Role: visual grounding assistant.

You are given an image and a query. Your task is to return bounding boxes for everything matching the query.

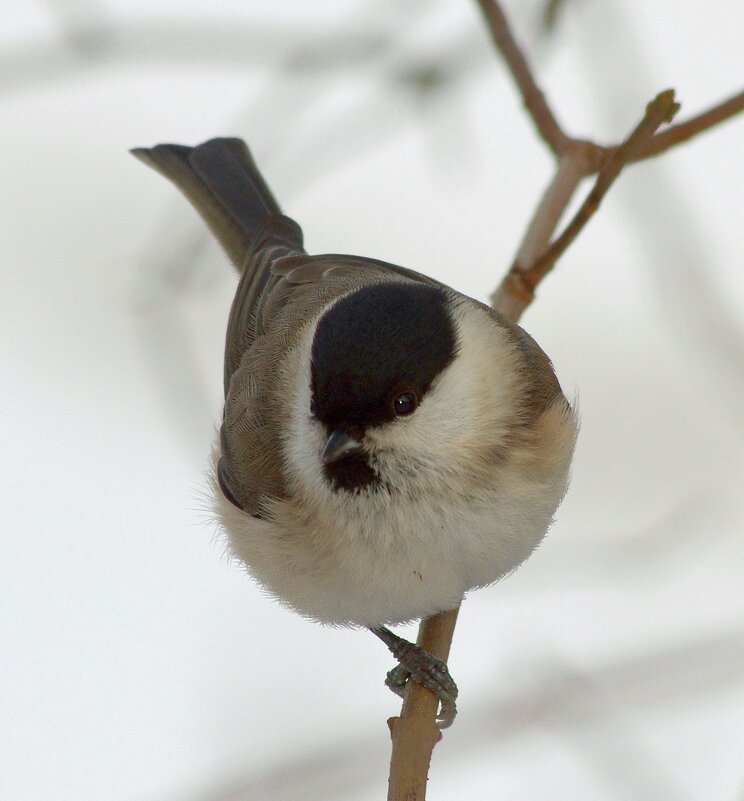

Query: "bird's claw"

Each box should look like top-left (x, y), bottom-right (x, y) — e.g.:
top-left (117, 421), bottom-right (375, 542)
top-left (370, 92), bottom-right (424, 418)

top-left (371, 626), bottom-right (458, 728)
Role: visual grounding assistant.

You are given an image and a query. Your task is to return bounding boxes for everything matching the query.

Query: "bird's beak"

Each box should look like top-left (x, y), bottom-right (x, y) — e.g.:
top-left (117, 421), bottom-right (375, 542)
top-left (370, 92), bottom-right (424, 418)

top-left (321, 429), bottom-right (364, 465)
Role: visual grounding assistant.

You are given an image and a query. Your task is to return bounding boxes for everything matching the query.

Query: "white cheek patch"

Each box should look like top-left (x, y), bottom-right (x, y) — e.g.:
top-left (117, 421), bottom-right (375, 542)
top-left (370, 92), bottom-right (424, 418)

top-left (369, 304), bottom-right (523, 463)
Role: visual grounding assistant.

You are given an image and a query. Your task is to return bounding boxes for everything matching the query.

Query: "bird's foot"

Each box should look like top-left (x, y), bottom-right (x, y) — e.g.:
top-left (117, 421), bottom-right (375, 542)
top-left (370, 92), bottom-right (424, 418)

top-left (370, 626), bottom-right (458, 728)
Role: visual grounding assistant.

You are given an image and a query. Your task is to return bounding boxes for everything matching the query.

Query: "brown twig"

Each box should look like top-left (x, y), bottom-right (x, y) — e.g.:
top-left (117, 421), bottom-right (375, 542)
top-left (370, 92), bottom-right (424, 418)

top-left (474, 0), bottom-right (568, 154)
top-left (477, 0), bottom-right (744, 170)
top-left (476, 0), bottom-right (744, 312)
top-left (387, 608), bottom-right (459, 801)
top-left (630, 88), bottom-right (744, 161)
top-left (478, 0), bottom-right (743, 315)
top-left (503, 90), bottom-right (681, 317)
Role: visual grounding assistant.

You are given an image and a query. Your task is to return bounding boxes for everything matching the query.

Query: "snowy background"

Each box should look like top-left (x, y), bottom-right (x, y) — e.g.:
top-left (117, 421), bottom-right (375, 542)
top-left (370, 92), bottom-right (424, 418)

top-left (2, 1), bottom-right (743, 800)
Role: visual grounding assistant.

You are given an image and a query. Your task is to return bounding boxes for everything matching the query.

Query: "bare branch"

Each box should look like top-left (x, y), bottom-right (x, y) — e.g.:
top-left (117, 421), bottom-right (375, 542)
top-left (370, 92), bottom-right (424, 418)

top-left (387, 608), bottom-right (459, 801)
top-left (490, 140), bottom-right (598, 315)
top-left (491, 84), bottom-right (744, 318)
top-left (514, 147), bottom-right (590, 269)
top-left (475, 0), bottom-right (744, 173)
top-left (631, 89), bottom-right (744, 161)
top-left (520, 90), bottom-right (680, 301)
top-left (474, 0), bottom-right (569, 154)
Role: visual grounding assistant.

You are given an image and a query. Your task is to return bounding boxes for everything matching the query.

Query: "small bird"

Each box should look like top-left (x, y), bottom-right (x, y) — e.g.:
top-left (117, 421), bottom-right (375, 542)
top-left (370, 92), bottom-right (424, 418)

top-left (132, 138), bottom-right (577, 726)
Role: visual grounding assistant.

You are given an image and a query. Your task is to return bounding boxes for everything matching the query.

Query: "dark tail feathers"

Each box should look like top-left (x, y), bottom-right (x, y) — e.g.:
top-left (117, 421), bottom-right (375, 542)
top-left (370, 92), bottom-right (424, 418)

top-left (131, 138), bottom-right (303, 269)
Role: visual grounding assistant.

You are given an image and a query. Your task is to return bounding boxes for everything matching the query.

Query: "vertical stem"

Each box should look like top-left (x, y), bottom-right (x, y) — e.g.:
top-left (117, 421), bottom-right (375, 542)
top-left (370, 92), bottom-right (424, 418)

top-left (474, 0), bottom-right (569, 153)
top-left (490, 151), bottom-right (587, 317)
top-left (387, 607), bottom-right (460, 801)
top-left (513, 152), bottom-right (587, 269)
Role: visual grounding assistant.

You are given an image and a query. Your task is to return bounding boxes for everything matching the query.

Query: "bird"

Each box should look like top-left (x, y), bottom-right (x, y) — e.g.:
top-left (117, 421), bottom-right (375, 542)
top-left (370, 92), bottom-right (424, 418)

top-left (132, 137), bottom-right (578, 726)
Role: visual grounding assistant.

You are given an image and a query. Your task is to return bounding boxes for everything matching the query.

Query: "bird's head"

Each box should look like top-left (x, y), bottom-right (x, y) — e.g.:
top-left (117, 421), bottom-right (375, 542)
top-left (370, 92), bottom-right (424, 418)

top-left (290, 281), bottom-right (540, 499)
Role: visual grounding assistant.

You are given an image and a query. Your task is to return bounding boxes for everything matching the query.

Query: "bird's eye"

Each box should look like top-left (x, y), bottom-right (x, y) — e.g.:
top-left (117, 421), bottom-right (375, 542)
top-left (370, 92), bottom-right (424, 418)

top-left (393, 391), bottom-right (418, 416)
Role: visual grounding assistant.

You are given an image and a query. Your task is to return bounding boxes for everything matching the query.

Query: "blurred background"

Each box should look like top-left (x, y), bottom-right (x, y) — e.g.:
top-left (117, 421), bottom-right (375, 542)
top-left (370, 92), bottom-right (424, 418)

top-left (2, 1), bottom-right (743, 799)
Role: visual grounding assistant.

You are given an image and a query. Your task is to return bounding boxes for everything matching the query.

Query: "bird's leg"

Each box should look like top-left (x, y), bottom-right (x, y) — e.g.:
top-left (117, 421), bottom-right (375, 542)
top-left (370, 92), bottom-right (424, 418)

top-left (369, 625), bottom-right (458, 728)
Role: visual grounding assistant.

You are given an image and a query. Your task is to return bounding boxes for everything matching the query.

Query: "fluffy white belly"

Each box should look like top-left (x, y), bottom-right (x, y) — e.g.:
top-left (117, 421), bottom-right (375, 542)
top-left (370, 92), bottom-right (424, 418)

top-left (215, 470), bottom-right (557, 627)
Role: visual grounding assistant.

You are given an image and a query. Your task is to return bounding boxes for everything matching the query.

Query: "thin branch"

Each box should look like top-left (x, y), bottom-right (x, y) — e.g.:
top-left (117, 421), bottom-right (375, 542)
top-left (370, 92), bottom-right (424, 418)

top-left (387, 608), bottom-right (459, 801)
top-left (491, 139), bottom-right (598, 315)
top-left (630, 88), bottom-right (744, 161)
top-left (493, 91), bottom-right (680, 321)
top-left (480, 0), bottom-right (744, 318)
top-left (514, 146), bottom-right (590, 269)
top-left (524, 90), bottom-right (680, 292)
top-left (475, 0), bottom-right (744, 173)
top-left (474, 0), bottom-right (569, 154)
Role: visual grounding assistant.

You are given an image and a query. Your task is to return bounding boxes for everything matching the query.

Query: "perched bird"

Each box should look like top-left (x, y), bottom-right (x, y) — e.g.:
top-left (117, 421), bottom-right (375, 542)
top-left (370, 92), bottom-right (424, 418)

top-left (132, 138), bottom-right (577, 726)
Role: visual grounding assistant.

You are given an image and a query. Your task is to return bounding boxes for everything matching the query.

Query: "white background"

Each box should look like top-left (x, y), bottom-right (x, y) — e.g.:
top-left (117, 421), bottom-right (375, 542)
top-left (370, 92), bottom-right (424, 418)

top-left (2, 1), bottom-right (743, 799)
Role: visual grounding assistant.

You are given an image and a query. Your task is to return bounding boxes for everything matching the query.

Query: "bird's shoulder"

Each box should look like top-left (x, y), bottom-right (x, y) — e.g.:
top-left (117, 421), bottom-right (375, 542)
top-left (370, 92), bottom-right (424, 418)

top-left (485, 308), bottom-right (567, 425)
